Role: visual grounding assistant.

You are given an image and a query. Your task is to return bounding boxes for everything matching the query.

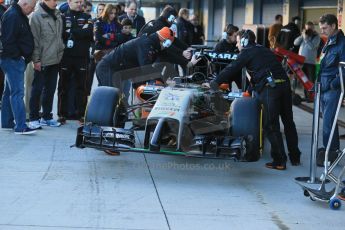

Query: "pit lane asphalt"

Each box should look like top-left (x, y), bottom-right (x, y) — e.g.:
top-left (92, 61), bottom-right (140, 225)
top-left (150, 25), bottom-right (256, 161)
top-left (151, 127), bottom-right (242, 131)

top-left (0, 100), bottom-right (345, 230)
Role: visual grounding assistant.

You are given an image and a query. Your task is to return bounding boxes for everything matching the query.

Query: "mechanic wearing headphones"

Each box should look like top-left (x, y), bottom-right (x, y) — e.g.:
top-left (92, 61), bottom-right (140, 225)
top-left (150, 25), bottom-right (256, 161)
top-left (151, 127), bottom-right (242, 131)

top-left (96, 27), bottom-right (199, 89)
top-left (137, 5), bottom-right (191, 67)
top-left (214, 24), bottom-right (245, 90)
top-left (214, 24), bottom-right (239, 53)
top-left (210, 29), bottom-right (300, 170)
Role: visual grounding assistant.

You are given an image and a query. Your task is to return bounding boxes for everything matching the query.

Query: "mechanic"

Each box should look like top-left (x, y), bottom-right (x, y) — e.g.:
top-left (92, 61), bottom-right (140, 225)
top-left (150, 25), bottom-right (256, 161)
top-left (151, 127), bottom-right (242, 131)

top-left (214, 24), bottom-right (239, 53)
top-left (213, 24), bottom-right (244, 90)
top-left (316, 14), bottom-right (345, 166)
top-left (57, 0), bottom-right (93, 124)
top-left (96, 27), bottom-right (199, 90)
top-left (210, 29), bottom-right (300, 170)
top-left (138, 5), bottom-right (192, 67)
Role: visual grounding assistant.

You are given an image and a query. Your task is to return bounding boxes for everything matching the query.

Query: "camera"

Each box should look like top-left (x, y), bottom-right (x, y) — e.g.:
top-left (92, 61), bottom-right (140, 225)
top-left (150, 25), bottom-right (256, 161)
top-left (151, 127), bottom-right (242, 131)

top-left (67, 40), bottom-right (74, 48)
top-left (305, 29), bottom-right (314, 37)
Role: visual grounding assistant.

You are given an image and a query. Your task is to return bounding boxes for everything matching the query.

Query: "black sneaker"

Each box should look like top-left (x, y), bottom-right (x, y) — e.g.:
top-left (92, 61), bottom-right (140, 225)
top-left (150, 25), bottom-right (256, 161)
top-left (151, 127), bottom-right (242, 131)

top-left (14, 127), bottom-right (37, 135)
top-left (288, 152), bottom-right (301, 166)
top-left (265, 161), bottom-right (286, 170)
top-left (316, 148), bottom-right (339, 167)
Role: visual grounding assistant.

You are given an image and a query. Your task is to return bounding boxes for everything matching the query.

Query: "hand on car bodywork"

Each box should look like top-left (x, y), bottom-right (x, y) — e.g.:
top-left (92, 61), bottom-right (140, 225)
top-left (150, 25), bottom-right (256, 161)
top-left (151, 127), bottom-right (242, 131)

top-left (186, 54), bottom-right (201, 68)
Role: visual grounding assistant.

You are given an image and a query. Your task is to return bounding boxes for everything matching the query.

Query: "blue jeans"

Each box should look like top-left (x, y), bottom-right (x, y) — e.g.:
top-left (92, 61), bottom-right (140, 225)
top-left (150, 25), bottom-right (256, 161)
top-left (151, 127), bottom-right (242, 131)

top-left (321, 89), bottom-right (341, 151)
top-left (29, 65), bottom-right (59, 121)
top-left (0, 58), bottom-right (28, 131)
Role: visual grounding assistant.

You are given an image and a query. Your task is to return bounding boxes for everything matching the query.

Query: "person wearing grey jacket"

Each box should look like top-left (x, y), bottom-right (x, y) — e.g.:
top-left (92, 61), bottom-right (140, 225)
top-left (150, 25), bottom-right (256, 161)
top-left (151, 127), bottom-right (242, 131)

top-left (294, 21), bottom-right (320, 82)
top-left (28, 0), bottom-right (65, 129)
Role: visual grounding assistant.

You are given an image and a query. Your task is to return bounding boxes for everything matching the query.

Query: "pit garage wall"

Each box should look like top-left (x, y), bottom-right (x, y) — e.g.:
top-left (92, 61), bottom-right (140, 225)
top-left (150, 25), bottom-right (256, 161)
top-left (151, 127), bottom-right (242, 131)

top-left (198, 0), bottom-right (340, 42)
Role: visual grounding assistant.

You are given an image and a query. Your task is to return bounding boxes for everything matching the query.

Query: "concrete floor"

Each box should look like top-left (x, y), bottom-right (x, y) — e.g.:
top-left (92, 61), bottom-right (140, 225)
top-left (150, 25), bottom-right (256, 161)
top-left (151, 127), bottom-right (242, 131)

top-left (0, 104), bottom-right (344, 230)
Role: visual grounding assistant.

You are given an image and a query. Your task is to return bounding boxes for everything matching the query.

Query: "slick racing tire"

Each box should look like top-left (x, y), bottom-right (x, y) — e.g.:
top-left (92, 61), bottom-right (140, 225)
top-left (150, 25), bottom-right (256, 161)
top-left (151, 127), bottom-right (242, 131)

top-left (231, 97), bottom-right (262, 161)
top-left (84, 86), bottom-right (121, 127)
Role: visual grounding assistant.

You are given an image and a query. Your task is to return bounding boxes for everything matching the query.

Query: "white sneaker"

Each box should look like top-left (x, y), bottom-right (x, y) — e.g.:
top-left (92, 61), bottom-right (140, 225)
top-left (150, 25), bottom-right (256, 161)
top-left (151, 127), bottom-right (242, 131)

top-left (40, 118), bottom-right (61, 127)
top-left (28, 120), bottom-right (42, 130)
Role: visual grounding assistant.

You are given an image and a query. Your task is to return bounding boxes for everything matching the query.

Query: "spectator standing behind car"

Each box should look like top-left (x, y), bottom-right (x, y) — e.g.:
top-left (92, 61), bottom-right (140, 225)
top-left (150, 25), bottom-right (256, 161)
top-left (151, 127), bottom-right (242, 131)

top-left (120, 18), bottom-right (135, 43)
top-left (57, 0), bottom-right (93, 124)
top-left (96, 3), bottom-right (104, 17)
top-left (277, 16), bottom-right (301, 53)
top-left (294, 21), bottom-right (320, 83)
top-left (118, 1), bottom-right (145, 37)
top-left (211, 30), bottom-right (300, 170)
top-left (189, 14), bottom-right (204, 45)
top-left (316, 14), bottom-right (345, 166)
top-left (82, 0), bottom-right (92, 15)
top-left (214, 24), bottom-right (239, 53)
top-left (268, 14), bottom-right (283, 49)
top-left (176, 8), bottom-right (193, 46)
top-left (28, 0), bottom-right (65, 129)
top-left (117, 2), bottom-right (125, 17)
top-left (93, 4), bottom-right (123, 63)
top-left (0, 0), bottom-right (37, 134)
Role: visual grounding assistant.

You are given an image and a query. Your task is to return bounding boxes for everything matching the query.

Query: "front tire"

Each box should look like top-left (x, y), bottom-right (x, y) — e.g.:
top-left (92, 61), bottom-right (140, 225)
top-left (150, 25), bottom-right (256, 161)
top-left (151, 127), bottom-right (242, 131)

top-left (231, 97), bottom-right (262, 161)
top-left (84, 86), bottom-right (120, 127)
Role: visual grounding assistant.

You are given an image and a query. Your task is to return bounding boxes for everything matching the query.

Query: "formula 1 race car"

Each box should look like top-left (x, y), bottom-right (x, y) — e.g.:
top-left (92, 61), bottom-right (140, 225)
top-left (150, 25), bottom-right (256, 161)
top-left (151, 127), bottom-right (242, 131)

top-left (75, 54), bottom-right (263, 161)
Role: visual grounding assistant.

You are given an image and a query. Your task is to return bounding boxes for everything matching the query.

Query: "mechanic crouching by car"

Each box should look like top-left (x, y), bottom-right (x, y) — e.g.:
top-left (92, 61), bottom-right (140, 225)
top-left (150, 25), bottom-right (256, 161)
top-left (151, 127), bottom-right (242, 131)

top-left (210, 30), bottom-right (301, 170)
top-left (96, 27), bottom-right (199, 90)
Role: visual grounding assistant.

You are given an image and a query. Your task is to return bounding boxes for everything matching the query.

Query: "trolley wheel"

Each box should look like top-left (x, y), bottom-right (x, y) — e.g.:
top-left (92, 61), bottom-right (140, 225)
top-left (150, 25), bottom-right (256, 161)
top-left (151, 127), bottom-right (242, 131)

top-left (303, 190), bottom-right (310, 197)
top-left (292, 94), bottom-right (302, 106)
top-left (329, 198), bottom-right (342, 210)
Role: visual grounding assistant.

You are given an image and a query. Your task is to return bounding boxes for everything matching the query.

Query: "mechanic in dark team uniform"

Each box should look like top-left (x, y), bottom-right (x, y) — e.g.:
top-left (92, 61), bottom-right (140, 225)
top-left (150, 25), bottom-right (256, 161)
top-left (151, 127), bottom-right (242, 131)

top-left (138, 5), bottom-right (191, 67)
top-left (58, 0), bottom-right (93, 124)
top-left (211, 30), bottom-right (301, 170)
top-left (214, 24), bottom-right (243, 90)
top-left (214, 24), bottom-right (239, 53)
top-left (96, 27), bottom-right (199, 89)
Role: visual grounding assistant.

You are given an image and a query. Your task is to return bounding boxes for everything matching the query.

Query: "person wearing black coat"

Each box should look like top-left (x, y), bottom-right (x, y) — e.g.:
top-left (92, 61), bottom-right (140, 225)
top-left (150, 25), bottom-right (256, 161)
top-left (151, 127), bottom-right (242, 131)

top-left (176, 8), bottom-right (194, 46)
top-left (57, 2), bottom-right (93, 123)
top-left (138, 5), bottom-right (190, 67)
top-left (190, 14), bottom-right (204, 45)
top-left (214, 24), bottom-right (239, 53)
top-left (211, 30), bottom-right (300, 169)
top-left (118, 1), bottom-right (145, 37)
top-left (276, 16), bottom-right (301, 53)
top-left (96, 27), bottom-right (199, 89)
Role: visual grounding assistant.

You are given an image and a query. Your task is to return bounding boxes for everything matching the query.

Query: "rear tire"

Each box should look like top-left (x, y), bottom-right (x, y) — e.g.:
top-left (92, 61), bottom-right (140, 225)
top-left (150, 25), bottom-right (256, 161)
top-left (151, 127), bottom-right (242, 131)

top-left (85, 86), bottom-right (120, 126)
top-left (231, 97), bottom-right (262, 161)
